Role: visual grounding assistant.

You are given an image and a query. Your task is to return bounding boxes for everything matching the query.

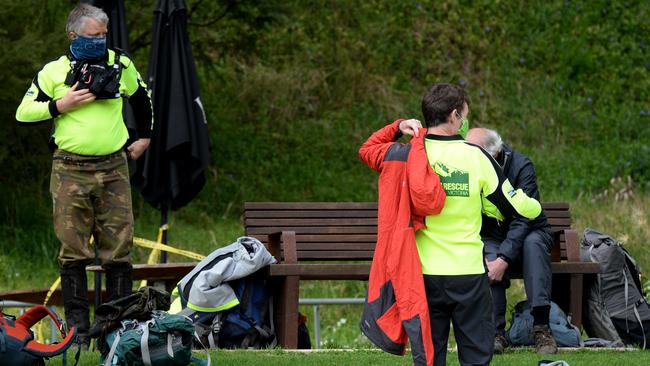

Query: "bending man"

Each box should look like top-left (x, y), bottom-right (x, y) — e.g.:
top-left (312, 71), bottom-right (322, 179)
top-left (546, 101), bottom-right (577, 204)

top-left (466, 127), bottom-right (556, 354)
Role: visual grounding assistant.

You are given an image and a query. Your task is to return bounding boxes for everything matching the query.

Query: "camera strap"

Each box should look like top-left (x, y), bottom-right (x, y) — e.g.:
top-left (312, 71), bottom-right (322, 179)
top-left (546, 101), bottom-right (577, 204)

top-left (64, 59), bottom-right (80, 86)
top-left (112, 52), bottom-right (123, 98)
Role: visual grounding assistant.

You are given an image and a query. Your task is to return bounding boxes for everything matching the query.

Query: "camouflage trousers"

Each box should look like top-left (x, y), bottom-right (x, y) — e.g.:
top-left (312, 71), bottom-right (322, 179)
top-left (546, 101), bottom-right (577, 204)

top-left (50, 149), bottom-right (133, 268)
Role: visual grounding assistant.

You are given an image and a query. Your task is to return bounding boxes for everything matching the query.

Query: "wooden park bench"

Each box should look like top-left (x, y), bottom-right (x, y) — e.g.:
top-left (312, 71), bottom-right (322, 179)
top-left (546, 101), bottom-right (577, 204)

top-left (242, 201), bottom-right (600, 348)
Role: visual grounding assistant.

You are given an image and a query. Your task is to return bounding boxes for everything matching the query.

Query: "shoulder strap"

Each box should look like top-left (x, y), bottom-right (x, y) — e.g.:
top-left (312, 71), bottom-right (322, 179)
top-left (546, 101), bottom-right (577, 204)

top-left (17, 306), bottom-right (77, 357)
top-left (103, 331), bottom-right (122, 366)
top-left (141, 320), bottom-right (154, 366)
top-left (190, 329), bottom-right (212, 366)
top-left (0, 326), bottom-right (6, 353)
top-left (112, 48), bottom-right (132, 64)
top-left (178, 283), bottom-right (188, 308)
top-left (111, 51), bottom-right (124, 99)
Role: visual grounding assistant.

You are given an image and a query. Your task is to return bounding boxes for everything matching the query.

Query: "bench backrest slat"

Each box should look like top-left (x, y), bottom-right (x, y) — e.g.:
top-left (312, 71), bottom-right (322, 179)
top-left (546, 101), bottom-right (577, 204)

top-left (544, 210), bottom-right (570, 218)
top-left (244, 202), bottom-right (573, 262)
top-left (247, 227), bottom-right (378, 235)
top-left (244, 202), bottom-right (377, 210)
top-left (246, 218), bottom-right (378, 226)
top-left (245, 210), bottom-right (377, 218)
top-left (247, 236), bottom-right (376, 249)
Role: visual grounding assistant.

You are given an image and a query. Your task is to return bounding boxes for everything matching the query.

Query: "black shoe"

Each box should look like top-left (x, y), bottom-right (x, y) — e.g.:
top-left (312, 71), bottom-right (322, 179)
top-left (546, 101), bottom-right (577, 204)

top-left (60, 266), bottom-right (91, 347)
top-left (533, 325), bottom-right (558, 354)
top-left (494, 332), bottom-right (509, 354)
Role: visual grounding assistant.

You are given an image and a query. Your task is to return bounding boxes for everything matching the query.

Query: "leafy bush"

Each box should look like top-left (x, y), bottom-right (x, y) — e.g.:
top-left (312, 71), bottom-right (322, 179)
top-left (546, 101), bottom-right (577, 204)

top-left (1, 0), bottom-right (648, 259)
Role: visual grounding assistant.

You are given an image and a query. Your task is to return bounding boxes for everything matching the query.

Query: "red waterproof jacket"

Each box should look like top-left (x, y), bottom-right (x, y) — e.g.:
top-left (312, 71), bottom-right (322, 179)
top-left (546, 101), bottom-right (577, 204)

top-left (358, 120), bottom-right (446, 366)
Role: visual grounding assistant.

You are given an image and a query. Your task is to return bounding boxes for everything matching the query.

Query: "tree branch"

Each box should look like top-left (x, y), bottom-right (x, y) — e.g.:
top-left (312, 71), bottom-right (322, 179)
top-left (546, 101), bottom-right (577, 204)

top-left (130, 29), bottom-right (152, 54)
top-left (188, 9), bottom-right (230, 28)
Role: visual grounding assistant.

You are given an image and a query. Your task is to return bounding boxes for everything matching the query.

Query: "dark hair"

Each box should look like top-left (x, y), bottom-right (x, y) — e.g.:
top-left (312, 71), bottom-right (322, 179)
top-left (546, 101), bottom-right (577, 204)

top-left (421, 83), bottom-right (470, 127)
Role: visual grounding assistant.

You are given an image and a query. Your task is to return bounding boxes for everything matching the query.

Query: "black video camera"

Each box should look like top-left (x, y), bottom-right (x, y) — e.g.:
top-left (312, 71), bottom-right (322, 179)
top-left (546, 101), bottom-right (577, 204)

top-left (64, 60), bottom-right (121, 99)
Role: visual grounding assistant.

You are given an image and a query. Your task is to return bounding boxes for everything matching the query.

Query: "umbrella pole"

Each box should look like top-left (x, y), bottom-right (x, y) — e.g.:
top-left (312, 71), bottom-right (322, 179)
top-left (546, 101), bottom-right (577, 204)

top-left (160, 207), bottom-right (169, 263)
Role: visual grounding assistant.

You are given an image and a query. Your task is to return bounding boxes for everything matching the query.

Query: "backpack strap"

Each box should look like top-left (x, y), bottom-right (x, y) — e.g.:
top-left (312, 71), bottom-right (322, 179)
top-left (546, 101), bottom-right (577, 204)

top-left (632, 304), bottom-right (647, 349)
top-left (178, 284), bottom-right (188, 309)
top-left (254, 325), bottom-right (271, 341)
top-left (103, 331), bottom-right (122, 366)
top-left (102, 319), bottom-right (141, 366)
top-left (621, 266), bottom-right (646, 349)
top-left (190, 331), bottom-right (212, 366)
top-left (587, 243), bottom-right (597, 262)
top-left (0, 325), bottom-right (6, 353)
top-left (141, 319), bottom-right (156, 366)
top-left (17, 306), bottom-right (63, 329)
top-left (625, 269), bottom-right (630, 330)
top-left (17, 306), bottom-right (77, 358)
top-left (207, 330), bottom-right (217, 349)
top-left (166, 333), bottom-right (174, 358)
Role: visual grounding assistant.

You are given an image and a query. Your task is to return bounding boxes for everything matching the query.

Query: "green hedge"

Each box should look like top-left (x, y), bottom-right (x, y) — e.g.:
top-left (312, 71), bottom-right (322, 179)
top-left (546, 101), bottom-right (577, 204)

top-left (1, 0), bottom-right (648, 226)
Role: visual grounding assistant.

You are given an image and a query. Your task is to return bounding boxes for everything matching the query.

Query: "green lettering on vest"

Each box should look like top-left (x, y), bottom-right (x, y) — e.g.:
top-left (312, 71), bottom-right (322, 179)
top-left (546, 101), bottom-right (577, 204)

top-left (435, 162), bottom-right (470, 197)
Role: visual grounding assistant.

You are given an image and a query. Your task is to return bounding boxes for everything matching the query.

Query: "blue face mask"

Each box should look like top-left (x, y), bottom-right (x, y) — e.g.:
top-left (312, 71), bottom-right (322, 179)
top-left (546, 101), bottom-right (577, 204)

top-left (70, 35), bottom-right (106, 60)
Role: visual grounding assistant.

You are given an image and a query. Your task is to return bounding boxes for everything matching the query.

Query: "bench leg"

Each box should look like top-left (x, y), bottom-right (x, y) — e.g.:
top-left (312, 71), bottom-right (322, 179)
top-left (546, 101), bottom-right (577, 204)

top-left (273, 275), bottom-right (299, 349)
top-left (569, 273), bottom-right (583, 330)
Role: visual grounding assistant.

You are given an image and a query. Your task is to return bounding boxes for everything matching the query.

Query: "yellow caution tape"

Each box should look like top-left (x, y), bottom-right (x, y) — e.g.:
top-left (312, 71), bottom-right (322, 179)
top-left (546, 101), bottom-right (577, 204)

top-left (43, 276), bottom-right (61, 306)
top-left (35, 316), bottom-right (49, 344)
top-left (151, 224), bottom-right (166, 264)
top-left (133, 237), bottom-right (205, 261)
top-left (139, 225), bottom-right (167, 288)
top-left (134, 224), bottom-right (203, 292)
top-left (41, 277), bottom-right (63, 343)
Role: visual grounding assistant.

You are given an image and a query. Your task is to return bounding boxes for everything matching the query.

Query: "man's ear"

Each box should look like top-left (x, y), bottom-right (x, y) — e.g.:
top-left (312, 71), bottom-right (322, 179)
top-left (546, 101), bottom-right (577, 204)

top-left (448, 109), bottom-right (457, 123)
top-left (67, 32), bottom-right (77, 40)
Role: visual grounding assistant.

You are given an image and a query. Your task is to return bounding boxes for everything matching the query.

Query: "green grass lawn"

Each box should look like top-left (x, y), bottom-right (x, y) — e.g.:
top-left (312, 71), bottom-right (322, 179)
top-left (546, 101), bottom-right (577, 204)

top-left (68, 348), bottom-right (648, 366)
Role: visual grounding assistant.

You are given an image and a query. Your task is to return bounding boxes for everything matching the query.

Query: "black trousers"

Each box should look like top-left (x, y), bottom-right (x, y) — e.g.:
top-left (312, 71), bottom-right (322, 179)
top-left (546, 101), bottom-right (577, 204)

top-left (483, 229), bottom-right (554, 333)
top-left (424, 274), bottom-right (494, 366)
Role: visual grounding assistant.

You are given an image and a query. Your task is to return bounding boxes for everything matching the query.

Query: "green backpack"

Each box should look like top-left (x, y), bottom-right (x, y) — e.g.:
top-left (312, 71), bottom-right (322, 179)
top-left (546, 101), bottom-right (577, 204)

top-left (101, 311), bottom-right (209, 366)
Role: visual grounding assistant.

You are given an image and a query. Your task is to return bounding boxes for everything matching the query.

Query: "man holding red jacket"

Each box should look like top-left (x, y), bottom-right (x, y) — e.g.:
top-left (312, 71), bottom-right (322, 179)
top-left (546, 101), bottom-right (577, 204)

top-left (360, 83), bottom-right (542, 366)
top-left (359, 116), bottom-right (446, 366)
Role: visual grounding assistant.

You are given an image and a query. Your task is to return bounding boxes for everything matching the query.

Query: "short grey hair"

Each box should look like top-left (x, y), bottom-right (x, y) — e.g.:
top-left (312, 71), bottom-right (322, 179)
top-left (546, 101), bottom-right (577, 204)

top-left (482, 128), bottom-right (503, 158)
top-left (66, 4), bottom-right (109, 35)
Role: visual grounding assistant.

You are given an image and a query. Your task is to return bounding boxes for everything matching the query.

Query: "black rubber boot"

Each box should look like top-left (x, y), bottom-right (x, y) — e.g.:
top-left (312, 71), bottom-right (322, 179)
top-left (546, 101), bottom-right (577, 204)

top-left (60, 265), bottom-right (91, 348)
top-left (105, 264), bottom-right (133, 302)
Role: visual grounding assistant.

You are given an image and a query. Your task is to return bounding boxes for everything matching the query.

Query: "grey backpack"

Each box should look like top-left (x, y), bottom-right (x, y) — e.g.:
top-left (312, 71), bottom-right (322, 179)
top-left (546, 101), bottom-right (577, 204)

top-left (580, 228), bottom-right (650, 348)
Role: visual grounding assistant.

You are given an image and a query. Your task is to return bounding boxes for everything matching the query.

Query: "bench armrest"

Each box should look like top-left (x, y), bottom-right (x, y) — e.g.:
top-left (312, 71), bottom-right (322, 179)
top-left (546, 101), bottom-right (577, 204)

top-left (552, 228), bottom-right (581, 262)
top-left (268, 231), bottom-right (298, 264)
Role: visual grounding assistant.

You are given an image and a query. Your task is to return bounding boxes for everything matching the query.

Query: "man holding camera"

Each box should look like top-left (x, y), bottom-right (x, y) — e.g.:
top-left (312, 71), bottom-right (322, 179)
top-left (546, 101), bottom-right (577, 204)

top-left (15, 4), bottom-right (152, 348)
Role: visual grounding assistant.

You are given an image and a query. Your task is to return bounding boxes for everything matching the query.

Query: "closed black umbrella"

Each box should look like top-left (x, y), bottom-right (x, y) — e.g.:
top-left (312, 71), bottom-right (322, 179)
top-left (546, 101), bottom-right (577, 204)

top-left (132, 0), bottom-right (210, 260)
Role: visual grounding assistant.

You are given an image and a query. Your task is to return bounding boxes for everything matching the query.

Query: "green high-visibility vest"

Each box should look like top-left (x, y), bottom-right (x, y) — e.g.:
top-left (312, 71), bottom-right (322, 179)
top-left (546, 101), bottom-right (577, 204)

top-left (16, 50), bottom-right (149, 156)
top-left (416, 135), bottom-right (541, 275)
